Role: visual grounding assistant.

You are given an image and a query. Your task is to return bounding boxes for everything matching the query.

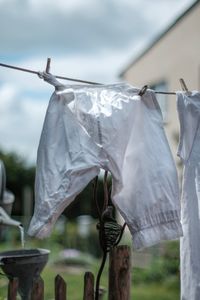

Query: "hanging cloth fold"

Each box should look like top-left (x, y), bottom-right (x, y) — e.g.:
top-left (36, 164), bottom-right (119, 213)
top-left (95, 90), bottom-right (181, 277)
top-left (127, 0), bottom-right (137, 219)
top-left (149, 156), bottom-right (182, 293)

top-left (28, 73), bottom-right (183, 250)
top-left (177, 90), bottom-right (200, 300)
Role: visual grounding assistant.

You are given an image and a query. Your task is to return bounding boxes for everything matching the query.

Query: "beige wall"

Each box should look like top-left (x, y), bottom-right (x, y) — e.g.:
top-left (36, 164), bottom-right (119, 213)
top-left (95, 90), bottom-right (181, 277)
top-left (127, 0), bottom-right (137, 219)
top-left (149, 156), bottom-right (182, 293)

top-left (122, 3), bottom-right (200, 158)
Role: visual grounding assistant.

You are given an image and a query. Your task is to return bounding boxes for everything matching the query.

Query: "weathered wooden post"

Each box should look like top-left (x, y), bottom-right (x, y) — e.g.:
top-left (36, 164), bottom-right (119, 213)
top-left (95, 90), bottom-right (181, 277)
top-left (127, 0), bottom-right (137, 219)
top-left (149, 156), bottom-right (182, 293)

top-left (31, 276), bottom-right (44, 300)
top-left (55, 274), bottom-right (67, 300)
top-left (7, 278), bottom-right (18, 300)
top-left (108, 245), bottom-right (131, 300)
top-left (83, 271), bottom-right (95, 300)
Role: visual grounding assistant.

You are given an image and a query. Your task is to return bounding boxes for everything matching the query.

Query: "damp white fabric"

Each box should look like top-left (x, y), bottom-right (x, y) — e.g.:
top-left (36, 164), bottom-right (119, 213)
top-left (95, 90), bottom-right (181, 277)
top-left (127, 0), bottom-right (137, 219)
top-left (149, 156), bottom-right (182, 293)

top-left (28, 73), bottom-right (183, 250)
top-left (177, 91), bottom-right (200, 300)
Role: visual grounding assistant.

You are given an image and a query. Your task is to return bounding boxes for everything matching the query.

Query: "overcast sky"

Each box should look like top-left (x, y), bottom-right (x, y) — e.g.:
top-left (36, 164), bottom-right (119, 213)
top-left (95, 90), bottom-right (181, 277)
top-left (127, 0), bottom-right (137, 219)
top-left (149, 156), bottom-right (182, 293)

top-left (0, 0), bottom-right (195, 164)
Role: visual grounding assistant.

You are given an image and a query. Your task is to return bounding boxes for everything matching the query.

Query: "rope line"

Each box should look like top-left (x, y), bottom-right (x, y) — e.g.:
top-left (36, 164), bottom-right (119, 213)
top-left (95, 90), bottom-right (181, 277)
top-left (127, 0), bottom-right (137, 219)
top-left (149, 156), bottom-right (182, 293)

top-left (0, 62), bottom-right (177, 94)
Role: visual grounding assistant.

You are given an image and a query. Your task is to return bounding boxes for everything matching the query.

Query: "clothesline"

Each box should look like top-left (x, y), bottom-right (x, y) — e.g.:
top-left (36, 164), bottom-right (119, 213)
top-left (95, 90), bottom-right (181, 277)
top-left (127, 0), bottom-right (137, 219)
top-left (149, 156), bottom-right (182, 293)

top-left (0, 62), bottom-right (101, 85)
top-left (0, 61), bottom-right (187, 95)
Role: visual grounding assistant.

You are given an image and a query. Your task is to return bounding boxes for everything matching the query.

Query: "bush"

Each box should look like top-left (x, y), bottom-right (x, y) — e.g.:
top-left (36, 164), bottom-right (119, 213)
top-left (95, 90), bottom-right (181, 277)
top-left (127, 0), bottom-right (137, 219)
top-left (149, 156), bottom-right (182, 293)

top-left (133, 241), bottom-right (180, 285)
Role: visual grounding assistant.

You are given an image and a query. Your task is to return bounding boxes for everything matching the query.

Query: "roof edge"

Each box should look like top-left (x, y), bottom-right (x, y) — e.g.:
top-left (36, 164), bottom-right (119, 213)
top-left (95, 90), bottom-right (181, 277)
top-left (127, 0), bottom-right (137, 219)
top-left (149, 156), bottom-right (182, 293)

top-left (119, 0), bottom-right (199, 77)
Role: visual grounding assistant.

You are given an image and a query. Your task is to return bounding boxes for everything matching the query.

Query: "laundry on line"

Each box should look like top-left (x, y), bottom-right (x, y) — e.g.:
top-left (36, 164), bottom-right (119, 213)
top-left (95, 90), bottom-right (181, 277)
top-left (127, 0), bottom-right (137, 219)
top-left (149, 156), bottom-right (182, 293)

top-left (1, 59), bottom-right (200, 299)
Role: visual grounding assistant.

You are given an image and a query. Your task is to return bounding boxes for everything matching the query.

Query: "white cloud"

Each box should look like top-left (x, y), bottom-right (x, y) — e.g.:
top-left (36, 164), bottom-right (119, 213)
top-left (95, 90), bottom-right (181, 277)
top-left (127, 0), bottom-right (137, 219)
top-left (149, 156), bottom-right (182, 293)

top-left (28, 0), bottom-right (101, 13)
top-left (0, 0), bottom-right (195, 163)
top-left (0, 84), bottom-right (17, 114)
top-left (1, 0), bottom-right (193, 55)
top-left (0, 84), bottom-right (48, 164)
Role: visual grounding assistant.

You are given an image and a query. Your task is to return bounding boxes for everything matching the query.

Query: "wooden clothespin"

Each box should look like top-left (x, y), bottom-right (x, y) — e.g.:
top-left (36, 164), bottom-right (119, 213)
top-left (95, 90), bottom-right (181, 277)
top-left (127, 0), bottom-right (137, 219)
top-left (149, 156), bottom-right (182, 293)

top-left (138, 85), bottom-right (148, 96)
top-left (179, 78), bottom-right (189, 92)
top-left (45, 58), bottom-right (51, 73)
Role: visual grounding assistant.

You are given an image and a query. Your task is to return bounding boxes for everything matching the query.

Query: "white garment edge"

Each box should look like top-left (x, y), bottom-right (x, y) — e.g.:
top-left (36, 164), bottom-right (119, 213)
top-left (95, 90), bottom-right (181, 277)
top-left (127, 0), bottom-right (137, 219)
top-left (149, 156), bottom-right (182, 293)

top-left (176, 91), bottom-right (200, 300)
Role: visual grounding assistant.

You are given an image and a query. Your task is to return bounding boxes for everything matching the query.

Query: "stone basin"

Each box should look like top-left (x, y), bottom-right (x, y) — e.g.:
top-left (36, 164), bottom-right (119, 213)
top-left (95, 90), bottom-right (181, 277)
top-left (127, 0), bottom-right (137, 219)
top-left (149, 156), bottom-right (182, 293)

top-left (0, 248), bottom-right (50, 300)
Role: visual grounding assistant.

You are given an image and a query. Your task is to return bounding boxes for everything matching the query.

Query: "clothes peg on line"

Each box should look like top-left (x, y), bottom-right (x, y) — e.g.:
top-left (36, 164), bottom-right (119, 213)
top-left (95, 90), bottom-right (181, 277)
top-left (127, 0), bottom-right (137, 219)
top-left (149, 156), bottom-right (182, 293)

top-left (179, 78), bottom-right (189, 92)
top-left (138, 85), bottom-right (148, 96)
top-left (45, 58), bottom-right (51, 73)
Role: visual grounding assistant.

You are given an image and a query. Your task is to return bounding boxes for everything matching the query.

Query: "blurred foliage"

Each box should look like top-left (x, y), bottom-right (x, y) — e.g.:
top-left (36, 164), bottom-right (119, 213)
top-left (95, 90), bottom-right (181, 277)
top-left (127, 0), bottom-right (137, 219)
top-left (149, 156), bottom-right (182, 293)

top-left (133, 241), bottom-right (180, 290)
top-left (44, 218), bottom-right (101, 257)
top-left (65, 174), bottom-right (113, 220)
top-left (0, 149), bottom-right (35, 215)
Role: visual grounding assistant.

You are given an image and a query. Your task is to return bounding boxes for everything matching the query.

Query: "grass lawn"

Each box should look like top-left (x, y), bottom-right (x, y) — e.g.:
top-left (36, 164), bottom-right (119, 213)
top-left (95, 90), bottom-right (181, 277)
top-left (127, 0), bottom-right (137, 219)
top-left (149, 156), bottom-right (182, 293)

top-left (132, 283), bottom-right (179, 300)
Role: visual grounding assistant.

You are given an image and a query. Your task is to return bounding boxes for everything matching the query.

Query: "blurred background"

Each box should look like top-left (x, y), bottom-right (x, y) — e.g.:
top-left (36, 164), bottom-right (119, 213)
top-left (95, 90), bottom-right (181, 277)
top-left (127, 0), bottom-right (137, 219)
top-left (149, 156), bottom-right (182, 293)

top-left (0, 0), bottom-right (199, 299)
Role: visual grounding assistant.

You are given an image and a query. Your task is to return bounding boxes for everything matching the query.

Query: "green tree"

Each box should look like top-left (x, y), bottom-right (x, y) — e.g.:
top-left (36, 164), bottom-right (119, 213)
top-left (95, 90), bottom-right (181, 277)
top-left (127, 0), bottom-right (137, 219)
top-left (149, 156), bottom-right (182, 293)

top-left (0, 149), bottom-right (35, 215)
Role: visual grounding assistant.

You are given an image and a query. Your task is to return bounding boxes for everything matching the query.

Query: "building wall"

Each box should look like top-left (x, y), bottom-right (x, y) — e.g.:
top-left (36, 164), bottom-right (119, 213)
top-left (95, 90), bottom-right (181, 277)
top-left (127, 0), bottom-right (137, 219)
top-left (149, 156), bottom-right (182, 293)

top-left (122, 3), bottom-right (200, 159)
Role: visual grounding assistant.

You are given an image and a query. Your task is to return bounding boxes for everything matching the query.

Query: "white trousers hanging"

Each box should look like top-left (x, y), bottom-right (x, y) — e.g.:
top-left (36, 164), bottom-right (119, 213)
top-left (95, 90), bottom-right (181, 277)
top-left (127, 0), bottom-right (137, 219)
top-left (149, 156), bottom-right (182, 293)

top-left (28, 73), bottom-right (183, 250)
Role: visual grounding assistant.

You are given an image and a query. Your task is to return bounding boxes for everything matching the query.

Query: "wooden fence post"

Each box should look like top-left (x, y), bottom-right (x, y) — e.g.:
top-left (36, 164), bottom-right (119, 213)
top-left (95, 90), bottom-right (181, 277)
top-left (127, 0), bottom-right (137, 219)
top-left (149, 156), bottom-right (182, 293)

top-left (55, 274), bottom-right (67, 300)
top-left (83, 271), bottom-right (94, 300)
top-left (7, 278), bottom-right (18, 300)
top-left (31, 276), bottom-right (44, 300)
top-left (108, 245), bottom-right (131, 300)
